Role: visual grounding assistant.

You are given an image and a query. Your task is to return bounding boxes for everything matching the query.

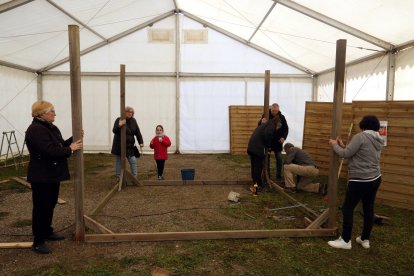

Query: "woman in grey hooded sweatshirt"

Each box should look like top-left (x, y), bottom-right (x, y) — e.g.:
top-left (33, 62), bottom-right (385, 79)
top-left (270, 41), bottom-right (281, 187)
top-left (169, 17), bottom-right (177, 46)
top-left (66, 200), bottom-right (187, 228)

top-left (328, 115), bottom-right (384, 250)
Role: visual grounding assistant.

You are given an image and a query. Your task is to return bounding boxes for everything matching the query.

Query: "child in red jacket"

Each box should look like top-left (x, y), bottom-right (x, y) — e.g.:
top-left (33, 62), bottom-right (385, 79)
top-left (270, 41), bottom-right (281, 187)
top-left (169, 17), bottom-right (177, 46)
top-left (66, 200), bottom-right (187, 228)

top-left (150, 125), bottom-right (171, 180)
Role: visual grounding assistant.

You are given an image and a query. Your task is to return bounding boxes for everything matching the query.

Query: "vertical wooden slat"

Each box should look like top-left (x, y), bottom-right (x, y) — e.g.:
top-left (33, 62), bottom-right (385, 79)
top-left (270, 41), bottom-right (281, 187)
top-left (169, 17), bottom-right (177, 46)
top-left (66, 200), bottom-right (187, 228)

top-left (119, 64), bottom-right (126, 191)
top-left (263, 70), bottom-right (270, 120)
top-left (68, 25), bottom-right (85, 241)
top-left (327, 39), bottom-right (347, 228)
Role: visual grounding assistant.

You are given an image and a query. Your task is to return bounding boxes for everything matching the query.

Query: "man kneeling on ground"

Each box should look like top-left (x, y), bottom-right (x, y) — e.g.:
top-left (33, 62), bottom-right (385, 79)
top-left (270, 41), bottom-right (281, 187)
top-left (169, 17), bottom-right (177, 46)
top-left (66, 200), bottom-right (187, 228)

top-left (283, 143), bottom-right (323, 194)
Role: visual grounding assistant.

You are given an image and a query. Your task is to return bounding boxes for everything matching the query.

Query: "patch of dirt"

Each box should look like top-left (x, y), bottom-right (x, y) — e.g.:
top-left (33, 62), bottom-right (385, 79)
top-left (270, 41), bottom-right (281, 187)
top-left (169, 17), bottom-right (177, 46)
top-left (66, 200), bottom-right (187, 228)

top-left (1, 153), bottom-right (271, 274)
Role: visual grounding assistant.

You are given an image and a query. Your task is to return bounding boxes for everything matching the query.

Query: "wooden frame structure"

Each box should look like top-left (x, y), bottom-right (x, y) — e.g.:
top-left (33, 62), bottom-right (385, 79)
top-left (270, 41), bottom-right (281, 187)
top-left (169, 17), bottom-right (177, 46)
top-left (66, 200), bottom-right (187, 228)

top-left (80, 53), bottom-right (345, 242)
top-left (1, 33), bottom-right (346, 250)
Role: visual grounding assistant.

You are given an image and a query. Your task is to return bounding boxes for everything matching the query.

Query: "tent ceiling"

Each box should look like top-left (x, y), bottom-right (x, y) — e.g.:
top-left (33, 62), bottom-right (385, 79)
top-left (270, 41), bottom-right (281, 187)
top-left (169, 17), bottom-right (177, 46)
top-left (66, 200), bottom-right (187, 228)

top-left (1, 0), bottom-right (413, 74)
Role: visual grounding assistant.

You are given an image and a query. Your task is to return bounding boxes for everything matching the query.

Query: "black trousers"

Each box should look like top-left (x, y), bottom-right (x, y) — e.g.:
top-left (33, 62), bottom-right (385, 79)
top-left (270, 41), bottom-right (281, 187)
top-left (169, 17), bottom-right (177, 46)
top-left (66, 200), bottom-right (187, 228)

top-left (31, 182), bottom-right (60, 245)
top-left (266, 150), bottom-right (283, 179)
top-left (156, 160), bottom-right (166, 176)
top-left (341, 177), bottom-right (381, 242)
top-left (249, 155), bottom-right (264, 187)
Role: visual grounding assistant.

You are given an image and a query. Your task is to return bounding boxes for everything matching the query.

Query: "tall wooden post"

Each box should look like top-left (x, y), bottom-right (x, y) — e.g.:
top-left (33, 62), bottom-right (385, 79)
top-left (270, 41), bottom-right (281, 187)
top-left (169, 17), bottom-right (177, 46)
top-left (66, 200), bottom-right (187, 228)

top-left (118, 64), bottom-right (127, 191)
top-left (68, 25), bottom-right (85, 241)
top-left (327, 39), bottom-right (346, 228)
top-left (263, 70), bottom-right (270, 120)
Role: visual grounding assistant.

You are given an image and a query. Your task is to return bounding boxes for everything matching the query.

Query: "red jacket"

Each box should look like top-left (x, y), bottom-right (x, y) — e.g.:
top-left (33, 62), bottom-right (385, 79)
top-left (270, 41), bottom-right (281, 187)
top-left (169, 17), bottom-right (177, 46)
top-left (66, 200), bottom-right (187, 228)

top-left (150, 135), bottom-right (171, 160)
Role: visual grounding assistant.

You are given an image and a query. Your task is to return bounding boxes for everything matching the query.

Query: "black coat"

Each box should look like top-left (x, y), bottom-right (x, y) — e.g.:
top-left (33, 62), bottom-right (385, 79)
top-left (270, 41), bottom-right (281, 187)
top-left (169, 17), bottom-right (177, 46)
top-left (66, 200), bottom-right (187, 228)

top-left (25, 118), bottom-right (73, 183)
top-left (111, 117), bottom-right (143, 157)
top-left (247, 121), bottom-right (276, 158)
top-left (258, 110), bottom-right (289, 152)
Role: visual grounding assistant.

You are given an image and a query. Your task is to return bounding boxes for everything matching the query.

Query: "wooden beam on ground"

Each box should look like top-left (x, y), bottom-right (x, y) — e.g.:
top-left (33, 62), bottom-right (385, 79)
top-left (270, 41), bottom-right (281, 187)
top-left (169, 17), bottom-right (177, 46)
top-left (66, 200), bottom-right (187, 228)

top-left (304, 217), bottom-right (313, 227)
top-left (68, 25), bottom-right (86, 241)
top-left (11, 177), bottom-right (66, 204)
top-left (269, 182), bottom-right (318, 220)
top-left (84, 215), bottom-right (114, 234)
top-left (85, 228), bottom-right (337, 243)
top-left (327, 39), bottom-right (346, 228)
top-left (0, 179), bottom-right (10, 184)
top-left (89, 183), bottom-right (119, 216)
top-left (125, 170), bottom-right (140, 186)
top-left (0, 242), bottom-right (33, 249)
top-left (141, 180), bottom-right (252, 186)
top-left (306, 208), bottom-right (330, 229)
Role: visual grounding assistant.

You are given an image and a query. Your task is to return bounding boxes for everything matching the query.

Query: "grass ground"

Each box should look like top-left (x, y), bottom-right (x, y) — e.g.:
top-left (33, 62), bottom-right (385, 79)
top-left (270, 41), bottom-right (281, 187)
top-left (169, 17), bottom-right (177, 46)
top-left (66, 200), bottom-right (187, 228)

top-left (1, 154), bottom-right (413, 275)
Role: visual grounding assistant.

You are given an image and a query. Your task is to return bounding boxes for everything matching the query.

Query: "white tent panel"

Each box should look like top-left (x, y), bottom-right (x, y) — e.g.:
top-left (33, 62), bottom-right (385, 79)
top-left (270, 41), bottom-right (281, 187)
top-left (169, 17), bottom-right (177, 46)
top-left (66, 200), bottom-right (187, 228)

top-left (52, 17), bottom-right (176, 72)
top-left (255, 5), bottom-right (383, 72)
top-left (317, 71), bottom-right (335, 102)
top-left (0, 0), bottom-right (102, 70)
top-left (109, 77), bottom-right (177, 153)
top-left (246, 78), bottom-right (312, 148)
top-left (395, 47), bottom-right (414, 100)
top-left (0, 65), bottom-right (37, 152)
top-left (180, 80), bottom-right (245, 153)
top-left (317, 56), bottom-right (388, 103)
top-left (345, 56), bottom-right (387, 102)
top-left (53, 0), bottom-right (175, 38)
top-left (41, 76), bottom-right (73, 140)
top-left (293, 0), bottom-right (414, 45)
top-left (42, 76), bottom-right (177, 153)
top-left (181, 16), bottom-right (304, 74)
top-left (178, 0), bottom-right (273, 40)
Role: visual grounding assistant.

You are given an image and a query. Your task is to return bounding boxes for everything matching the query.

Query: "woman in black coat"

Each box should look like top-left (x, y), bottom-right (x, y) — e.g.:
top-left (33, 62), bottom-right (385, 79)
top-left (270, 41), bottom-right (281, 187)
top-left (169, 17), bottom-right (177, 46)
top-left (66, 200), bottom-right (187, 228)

top-left (111, 106), bottom-right (143, 178)
top-left (247, 117), bottom-right (279, 194)
top-left (25, 100), bottom-right (82, 254)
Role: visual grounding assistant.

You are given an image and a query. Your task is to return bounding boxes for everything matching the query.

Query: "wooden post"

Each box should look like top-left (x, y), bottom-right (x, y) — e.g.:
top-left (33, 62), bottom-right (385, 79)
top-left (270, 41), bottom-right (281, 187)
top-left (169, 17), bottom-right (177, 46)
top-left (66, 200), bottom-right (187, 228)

top-left (68, 25), bottom-right (85, 241)
top-left (327, 39), bottom-right (346, 228)
top-left (118, 64), bottom-right (126, 191)
top-left (263, 70), bottom-right (270, 120)
top-left (262, 70), bottom-right (271, 188)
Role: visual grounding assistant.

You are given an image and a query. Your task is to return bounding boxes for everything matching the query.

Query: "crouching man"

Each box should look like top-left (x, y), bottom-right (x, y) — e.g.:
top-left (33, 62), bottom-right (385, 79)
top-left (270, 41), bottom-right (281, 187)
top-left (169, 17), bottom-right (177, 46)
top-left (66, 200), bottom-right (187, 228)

top-left (283, 143), bottom-right (323, 193)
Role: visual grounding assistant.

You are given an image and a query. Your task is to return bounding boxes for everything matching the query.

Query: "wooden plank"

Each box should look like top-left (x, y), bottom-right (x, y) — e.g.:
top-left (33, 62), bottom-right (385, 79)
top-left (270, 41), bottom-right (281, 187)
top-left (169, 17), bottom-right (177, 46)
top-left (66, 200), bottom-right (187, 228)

top-left (84, 215), bottom-right (114, 234)
top-left (379, 182), bottom-right (414, 195)
top-left (141, 180), bottom-right (252, 186)
top-left (0, 179), bottom-right (10, 184)
top-left (89, 183), bottom-right (119, 216)
top-left (306, 209), bottom-right (330, 229)
top-left (0, 242), bottom-right (33, 249)
top-left (85, 228), bottom-right (337, 243)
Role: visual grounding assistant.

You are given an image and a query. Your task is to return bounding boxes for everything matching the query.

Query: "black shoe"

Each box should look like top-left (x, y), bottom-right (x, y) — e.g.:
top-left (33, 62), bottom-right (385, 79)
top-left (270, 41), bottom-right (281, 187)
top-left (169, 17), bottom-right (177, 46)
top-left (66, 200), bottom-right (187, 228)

top-left (32, 243), bottom-right (51, 254)
top-left (46, 233), bottom-right (65, 241)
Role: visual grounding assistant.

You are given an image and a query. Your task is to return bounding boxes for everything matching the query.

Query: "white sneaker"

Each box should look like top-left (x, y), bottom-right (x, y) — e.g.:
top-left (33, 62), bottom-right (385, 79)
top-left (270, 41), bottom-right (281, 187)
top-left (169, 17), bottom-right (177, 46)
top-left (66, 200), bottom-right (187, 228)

top-left (328, 237), bottom-right (352, 249)
top-left (356, 236), bottom-right (370, 249)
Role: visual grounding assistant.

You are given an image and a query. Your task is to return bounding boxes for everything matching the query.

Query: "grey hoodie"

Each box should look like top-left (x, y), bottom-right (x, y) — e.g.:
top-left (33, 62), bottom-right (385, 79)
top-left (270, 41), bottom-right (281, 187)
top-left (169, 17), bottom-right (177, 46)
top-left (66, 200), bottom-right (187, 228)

top-left (332, 130), bottom-right (384, 179)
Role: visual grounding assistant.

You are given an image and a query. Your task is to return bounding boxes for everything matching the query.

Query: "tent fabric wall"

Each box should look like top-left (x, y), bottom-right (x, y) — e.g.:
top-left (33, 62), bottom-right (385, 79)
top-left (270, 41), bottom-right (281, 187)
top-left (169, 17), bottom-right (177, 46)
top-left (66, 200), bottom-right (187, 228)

top-left (0, 65), bottom-right (37, 153)
top-left (42, 75), bottom-right (177, 153)
top-left (395, 47), bottom-right (414, 100)
top-left (317, 55), bottom-right (388, 102)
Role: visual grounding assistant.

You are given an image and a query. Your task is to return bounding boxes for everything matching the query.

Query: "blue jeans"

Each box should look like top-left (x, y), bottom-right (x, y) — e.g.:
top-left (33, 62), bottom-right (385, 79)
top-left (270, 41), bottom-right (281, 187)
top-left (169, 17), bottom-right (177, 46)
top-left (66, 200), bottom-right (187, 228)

top-left (267, 150), bottom-right (282, 180)
top-left (115, 155), bottom-right (137, 177)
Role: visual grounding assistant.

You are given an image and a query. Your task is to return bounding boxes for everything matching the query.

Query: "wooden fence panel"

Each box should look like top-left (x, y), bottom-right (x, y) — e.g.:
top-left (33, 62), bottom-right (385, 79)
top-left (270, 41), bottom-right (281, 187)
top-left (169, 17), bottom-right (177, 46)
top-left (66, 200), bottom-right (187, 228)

top-left (229, 106), bottom-right (263, 155)
top-left (230, 101), bottom-right (414, 210)
top-left (302, 102), bottom-right (353, 178)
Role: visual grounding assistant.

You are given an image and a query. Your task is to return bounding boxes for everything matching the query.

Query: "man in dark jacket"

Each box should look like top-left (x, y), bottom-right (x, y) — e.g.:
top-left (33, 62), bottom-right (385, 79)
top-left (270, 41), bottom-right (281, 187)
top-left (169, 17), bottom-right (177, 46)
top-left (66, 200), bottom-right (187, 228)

top-left (26, 100), bottom-right (82, 254)
top-left (247, 118), bottom-right (278, 193)
top-left (283, 143), bottom-right (321, 193)
top-left (259, 103), bottom-right (289, 181)
top-left (111, 106), bottom-right (143, 178)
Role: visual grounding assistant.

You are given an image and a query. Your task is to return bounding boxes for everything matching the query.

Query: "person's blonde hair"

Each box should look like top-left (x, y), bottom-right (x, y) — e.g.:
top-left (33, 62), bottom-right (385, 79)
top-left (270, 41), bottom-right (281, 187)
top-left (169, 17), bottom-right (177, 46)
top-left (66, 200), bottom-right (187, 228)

top-left (31, 100), bottom-right (53, 117)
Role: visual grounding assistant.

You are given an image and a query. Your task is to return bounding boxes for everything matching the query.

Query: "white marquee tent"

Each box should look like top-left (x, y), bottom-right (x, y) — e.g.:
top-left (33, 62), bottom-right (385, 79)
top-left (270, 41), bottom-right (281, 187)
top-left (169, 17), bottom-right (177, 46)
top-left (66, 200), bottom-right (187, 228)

top-left (1, 0), bottom-right (414, 154)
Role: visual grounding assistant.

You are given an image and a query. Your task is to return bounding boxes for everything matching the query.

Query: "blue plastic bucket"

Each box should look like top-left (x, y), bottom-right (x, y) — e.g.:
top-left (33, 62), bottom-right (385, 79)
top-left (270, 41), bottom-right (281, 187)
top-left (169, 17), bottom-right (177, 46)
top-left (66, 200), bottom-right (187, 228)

top-left (181, 168), bottom-right (195, 180)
